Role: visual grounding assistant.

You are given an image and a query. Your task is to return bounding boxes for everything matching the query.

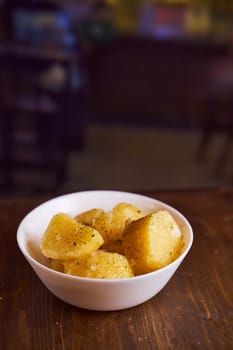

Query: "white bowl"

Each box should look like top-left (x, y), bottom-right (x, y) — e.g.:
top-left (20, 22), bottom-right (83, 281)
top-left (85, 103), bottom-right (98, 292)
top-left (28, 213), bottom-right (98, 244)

top-left (17, 190), bottom-right (193, 311)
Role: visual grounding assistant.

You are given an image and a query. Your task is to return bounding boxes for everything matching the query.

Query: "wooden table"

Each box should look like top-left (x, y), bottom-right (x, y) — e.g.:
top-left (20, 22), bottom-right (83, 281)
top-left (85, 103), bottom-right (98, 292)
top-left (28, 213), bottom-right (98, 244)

top-left (1, 188), bottom-right (232, 349)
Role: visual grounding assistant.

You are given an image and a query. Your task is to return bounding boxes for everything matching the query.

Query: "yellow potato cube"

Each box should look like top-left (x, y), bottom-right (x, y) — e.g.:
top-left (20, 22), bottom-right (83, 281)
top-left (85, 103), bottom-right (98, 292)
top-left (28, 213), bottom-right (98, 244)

top-left (123, 210), bottom-right (183, 275)
top-left (111, 202), bottom-right (144, 240)
top-left (63, 251), bottom-right (134, 279)
top-left (75, 203), bottom-right (143, 243)
top-left (40, 213), bottom-right (104, 260)
top-left (93, 211), bottom-right (113, 242)
top-left (75, 208), bottom-right (104, 226)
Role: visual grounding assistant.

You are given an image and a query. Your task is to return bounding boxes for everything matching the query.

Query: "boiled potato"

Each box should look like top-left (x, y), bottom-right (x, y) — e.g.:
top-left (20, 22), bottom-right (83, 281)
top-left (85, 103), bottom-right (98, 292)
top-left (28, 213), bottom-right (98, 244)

top-left (75, 208), bottom-right (113, 242)
top-left (50, 259), bottom-right (64, 273)
top-left (92, 211), bottom-right (113, 242)
top-left (63, 250), bottom-right (134, 279)
top-left (111, 203), bottom-right (144, 240)
top-left (123, 210), bottom-right (183, 275)
top-left (102, 239), bottom-right (124, 255)
top-left (40, 213), bottom-right (104, 260)
top-left (41, 204), bottom-right (183, 279)
top-left (80, 202), bottom-right (143, 243)
top-left (75, 208), bottom-right (104, 227)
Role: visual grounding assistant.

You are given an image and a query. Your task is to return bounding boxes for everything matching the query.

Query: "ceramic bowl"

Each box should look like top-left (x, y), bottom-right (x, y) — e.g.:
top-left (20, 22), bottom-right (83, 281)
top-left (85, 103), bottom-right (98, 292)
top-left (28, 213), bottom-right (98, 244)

top-left (17, 190), bottom-right (193, 311)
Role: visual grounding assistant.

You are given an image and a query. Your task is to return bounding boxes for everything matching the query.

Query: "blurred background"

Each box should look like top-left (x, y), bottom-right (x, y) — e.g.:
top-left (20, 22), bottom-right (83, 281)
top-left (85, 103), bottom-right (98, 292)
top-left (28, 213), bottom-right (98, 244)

top-left (0, 0), bottom-right (232, 197)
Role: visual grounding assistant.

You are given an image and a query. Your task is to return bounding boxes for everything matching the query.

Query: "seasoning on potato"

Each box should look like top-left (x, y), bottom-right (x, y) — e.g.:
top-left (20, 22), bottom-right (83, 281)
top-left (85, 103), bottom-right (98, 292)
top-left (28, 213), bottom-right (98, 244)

top-left (40, 202), bottom-right (183, 279)
top-left (122, 210), bottom-right (183, 275)
top-left (40, 213), bottom-right (104, 260)
top-left (63, 250), bottom-right (134, 279)
top-left (75, 202), bottom-right (143, 243)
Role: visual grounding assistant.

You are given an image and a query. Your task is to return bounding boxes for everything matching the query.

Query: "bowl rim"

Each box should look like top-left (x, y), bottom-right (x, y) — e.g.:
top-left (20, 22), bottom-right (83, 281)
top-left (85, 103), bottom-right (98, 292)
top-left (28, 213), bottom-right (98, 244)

top-left (17, 190), bottom-right (194, 283)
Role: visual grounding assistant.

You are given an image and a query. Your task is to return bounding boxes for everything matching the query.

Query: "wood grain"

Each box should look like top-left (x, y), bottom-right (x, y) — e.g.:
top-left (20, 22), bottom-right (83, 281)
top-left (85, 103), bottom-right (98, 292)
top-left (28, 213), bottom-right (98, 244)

top-left (0, 188), bottom-right (232, 350)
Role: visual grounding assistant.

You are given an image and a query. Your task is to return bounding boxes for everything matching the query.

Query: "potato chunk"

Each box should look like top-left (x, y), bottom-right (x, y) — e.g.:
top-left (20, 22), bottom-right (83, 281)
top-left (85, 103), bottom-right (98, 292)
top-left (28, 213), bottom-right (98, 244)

top-left (75, 208), bottom-right (104, 226)
top-left (63, 251), bottom-right (134, 279)
top-left (94, 202), bottom-right (143, 243)
top-left (76, 208), bottom-right (113, 243)
top-left (123, 210), bottom-right (183, 275)
top-left (40, 213), bottom-right (104, 260)
top-left (102, 239), bottom-right (124, 255)
top-left (111, 203), bottom-right (144, 240)
top-left (75, 203), bottom-right (143, 243)
top-left (93, 211), bottom-right (113, 242)
top-left (50, 259), bottom-right (64, 273)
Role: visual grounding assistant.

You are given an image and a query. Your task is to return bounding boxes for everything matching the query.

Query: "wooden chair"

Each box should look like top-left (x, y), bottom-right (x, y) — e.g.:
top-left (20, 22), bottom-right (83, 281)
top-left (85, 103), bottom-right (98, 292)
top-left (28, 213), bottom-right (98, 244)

top-left (0, 54), bottom-right (65, 193)
top-left (0, 1), bottom-right (87, 195)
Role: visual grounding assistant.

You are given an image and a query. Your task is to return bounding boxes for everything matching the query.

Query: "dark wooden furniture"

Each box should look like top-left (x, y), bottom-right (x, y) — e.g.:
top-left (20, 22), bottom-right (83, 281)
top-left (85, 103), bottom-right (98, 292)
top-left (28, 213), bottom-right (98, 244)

top-left (0, 43), bottom-right (85, 194)
top-left (1, 187), bottom-right (232, 349)
top-left (0, 0), bottom-right (85, 194)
